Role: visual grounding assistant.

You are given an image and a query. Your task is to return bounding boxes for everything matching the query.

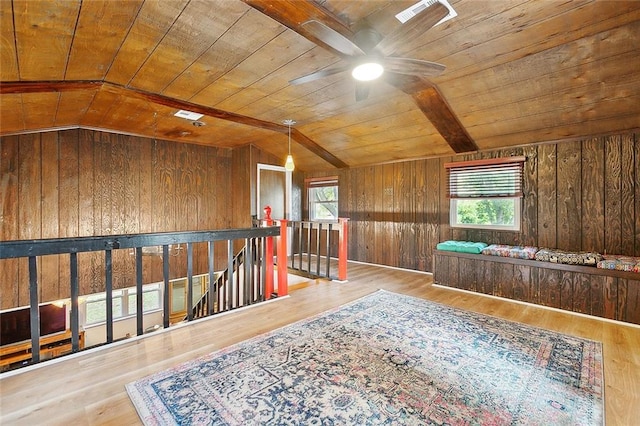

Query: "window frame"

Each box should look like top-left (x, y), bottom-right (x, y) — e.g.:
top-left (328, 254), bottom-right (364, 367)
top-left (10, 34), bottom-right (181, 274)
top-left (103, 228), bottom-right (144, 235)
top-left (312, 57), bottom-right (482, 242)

top-left (84, 283), bottom-right (162, 326)
top-left (306, 177), bottom-right (339, 222)
top-left (445, 156), bottom-right (525, 232)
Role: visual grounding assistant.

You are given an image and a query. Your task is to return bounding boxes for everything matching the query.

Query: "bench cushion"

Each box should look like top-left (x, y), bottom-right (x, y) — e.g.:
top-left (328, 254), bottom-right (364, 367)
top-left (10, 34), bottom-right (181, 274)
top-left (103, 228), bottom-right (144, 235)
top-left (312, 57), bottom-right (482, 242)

top-left (597, 255), bottom-right (640, 272)
top-left (436, 240), bottom-right (488, 254)
top-left (535, 249), bottom-right (603, 266)
top-left (481, 244), bottom-right (538, 260)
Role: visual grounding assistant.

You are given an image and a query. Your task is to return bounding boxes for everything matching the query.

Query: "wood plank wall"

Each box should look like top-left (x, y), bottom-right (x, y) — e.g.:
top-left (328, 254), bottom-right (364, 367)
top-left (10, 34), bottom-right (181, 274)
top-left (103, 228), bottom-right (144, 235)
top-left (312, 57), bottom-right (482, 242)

top-left (0, 129), bottom-right (274, 309)
top-left (304, 132), bottom-right (640, 273)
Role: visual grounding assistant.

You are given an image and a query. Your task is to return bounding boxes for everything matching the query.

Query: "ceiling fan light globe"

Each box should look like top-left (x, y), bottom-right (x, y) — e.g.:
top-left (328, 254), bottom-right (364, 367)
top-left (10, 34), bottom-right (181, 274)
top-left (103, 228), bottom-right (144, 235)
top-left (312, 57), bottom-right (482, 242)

top-left (285, 155), bottom-right (295, 171)
top-left (352, 62), bottom-right (384, 81)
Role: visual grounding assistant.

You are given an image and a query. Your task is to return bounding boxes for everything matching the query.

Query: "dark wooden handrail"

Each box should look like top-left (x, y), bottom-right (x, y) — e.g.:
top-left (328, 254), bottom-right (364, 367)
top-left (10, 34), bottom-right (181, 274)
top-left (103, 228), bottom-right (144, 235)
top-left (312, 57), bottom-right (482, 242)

top-left (0, 226), bottom-right (282, 371)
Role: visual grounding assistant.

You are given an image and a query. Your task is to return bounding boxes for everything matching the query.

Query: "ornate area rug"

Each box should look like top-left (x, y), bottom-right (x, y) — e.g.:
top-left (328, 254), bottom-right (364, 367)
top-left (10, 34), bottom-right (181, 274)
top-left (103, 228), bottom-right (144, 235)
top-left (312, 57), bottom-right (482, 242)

top-left (126, 290), bottom-right (603, 425)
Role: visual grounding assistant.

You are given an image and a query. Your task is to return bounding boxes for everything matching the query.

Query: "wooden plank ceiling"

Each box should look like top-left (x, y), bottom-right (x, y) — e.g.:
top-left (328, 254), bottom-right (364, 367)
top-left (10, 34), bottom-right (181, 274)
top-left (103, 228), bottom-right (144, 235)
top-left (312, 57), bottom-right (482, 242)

top-left (1, 0), bottom-right (639, 171)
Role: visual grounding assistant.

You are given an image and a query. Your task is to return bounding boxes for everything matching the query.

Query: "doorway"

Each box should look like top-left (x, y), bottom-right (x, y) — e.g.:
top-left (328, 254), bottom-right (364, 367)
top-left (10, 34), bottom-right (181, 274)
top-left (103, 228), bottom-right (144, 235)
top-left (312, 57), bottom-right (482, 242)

top-left (256, 164), bottom-right (292, 220)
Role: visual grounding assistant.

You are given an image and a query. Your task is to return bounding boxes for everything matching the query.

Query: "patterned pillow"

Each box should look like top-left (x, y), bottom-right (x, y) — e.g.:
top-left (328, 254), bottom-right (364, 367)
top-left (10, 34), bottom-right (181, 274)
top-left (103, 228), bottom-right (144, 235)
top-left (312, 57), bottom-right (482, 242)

top-left (535, 249), bottom-right (603, 266)
top-left (597, 255), bottom-right (640, 272)
top-left (481, 244), bottom-right (538, 260)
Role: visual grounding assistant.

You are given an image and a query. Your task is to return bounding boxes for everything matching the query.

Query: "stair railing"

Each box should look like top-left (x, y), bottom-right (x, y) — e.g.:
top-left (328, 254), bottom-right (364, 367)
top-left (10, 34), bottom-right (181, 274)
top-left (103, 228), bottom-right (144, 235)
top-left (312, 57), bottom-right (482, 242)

top-left (0, 225), bottom-right (288, 369)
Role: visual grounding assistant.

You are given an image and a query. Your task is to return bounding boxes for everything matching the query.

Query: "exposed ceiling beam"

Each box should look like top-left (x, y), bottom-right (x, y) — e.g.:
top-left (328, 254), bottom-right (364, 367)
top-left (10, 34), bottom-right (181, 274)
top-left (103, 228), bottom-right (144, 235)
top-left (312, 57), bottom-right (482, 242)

top-left (0, 80), bottom-right (103, 94)
top-left (242, 0), bottom-right (355, 57)
top-left (243, 0), bottom-right (478, 154)
top-left (385, 74), bottom-right (478, 153)
top-left (0, 80), bottom-right (349, 169)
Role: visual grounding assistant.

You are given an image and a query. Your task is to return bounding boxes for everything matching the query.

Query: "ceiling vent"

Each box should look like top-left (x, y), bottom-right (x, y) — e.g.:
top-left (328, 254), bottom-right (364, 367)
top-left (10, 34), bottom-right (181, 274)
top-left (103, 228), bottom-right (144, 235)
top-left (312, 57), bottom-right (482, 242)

top-left (174, 109), bottom-right (204, 121)
top-left (395, 0), bottom-right (457, 25)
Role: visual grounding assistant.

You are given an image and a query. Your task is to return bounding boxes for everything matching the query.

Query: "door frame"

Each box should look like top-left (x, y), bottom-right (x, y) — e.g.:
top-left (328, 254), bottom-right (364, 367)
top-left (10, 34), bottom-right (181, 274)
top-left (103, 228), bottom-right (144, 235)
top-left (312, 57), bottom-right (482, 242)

top-left (256, 163), bottom-right (292, 220)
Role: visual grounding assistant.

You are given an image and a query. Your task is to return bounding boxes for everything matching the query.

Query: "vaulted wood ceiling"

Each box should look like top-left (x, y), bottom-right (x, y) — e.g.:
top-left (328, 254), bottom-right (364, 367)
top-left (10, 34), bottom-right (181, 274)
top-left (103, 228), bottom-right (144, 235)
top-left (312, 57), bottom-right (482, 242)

top-left (1, 0), bottom-right (639, 171)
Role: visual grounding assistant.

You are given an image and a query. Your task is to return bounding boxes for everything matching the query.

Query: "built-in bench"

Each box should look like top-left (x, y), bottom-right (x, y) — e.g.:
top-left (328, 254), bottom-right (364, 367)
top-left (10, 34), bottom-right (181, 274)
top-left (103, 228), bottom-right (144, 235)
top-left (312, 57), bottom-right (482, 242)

top-left (433, 249), bottom-right (640, 326)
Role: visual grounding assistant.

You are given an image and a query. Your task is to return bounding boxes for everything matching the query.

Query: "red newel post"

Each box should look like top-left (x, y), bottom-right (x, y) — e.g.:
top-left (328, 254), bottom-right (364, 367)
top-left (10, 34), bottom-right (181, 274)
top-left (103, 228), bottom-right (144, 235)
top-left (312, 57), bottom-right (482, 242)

top-left (264, 206), bottom-right (274, 298)
top-left (277, 219), bottom-right (289, 296)
top-left (338, 218), bottom-right (349, 281)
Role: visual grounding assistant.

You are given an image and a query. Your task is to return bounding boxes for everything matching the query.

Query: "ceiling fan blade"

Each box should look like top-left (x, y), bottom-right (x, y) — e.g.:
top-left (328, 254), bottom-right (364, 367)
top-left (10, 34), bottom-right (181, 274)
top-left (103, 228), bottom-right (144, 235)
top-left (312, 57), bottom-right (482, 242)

top-left (385, 73), bottom-right (478, 153)
top-left (289, 64), bottom-right (350, 85)
top-left (242, 0), bottom-right (357, 59)
top-left (302, 20), bottom-right (364, 57)
top-left (355, 82), bottom-right (370, 102)
top-left (382, 57), bottom-right (445, 77)
top-left (375, 2), bottom-right (449, 56)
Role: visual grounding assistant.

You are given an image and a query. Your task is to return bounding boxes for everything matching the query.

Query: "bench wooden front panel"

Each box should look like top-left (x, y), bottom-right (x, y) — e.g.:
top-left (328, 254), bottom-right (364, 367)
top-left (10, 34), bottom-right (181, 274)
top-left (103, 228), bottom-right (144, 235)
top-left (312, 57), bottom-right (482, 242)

top-left (434, 250), bottom-right (640, 326)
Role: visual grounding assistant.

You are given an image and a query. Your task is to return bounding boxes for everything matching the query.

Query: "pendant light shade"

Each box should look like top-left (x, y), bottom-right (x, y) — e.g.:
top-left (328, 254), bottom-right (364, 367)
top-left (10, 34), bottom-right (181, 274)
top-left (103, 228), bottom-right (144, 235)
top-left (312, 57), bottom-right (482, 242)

top-left (283, 119), bottom-right (296, 172)
top-left (285, 154), bottom-right (295, 171)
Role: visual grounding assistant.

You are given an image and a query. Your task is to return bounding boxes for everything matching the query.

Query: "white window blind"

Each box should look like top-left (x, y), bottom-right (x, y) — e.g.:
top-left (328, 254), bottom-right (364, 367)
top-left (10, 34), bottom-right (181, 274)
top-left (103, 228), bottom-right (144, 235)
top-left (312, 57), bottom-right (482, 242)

top-left (445, 156), bottom-right (525, 199)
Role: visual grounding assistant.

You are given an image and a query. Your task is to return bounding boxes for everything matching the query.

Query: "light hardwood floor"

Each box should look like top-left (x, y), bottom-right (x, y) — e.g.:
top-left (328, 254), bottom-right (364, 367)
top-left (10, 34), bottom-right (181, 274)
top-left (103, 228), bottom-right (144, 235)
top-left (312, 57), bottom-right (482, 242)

top-left (1, 261), bottom-right (639, 425)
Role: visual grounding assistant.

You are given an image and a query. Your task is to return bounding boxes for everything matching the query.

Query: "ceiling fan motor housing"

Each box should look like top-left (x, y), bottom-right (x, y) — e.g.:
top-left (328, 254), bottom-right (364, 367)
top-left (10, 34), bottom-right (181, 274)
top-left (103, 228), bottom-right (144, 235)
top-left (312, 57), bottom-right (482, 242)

top-left (353, 27), bottom-right (383, 53)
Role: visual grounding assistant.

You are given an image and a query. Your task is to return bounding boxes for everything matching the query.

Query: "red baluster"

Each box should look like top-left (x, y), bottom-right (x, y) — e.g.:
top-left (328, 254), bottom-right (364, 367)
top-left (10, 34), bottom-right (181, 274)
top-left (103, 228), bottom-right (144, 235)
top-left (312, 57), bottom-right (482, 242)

top-left (263, 206), bottom-right (274, 298)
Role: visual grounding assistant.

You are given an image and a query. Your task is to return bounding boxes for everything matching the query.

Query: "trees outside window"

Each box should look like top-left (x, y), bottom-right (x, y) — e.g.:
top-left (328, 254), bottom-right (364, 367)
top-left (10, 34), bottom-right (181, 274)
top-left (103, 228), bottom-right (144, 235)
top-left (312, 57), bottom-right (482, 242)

top-left (307, 177), bottom-right (339, 221)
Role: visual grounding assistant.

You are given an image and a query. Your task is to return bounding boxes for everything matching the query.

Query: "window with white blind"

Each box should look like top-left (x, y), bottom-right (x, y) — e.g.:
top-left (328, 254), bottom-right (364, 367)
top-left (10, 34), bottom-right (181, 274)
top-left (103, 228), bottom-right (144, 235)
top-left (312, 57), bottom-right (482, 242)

top-left (306, 177), bottom-right (339, 221)
top-left (446, 156), bottom-right (525, 231)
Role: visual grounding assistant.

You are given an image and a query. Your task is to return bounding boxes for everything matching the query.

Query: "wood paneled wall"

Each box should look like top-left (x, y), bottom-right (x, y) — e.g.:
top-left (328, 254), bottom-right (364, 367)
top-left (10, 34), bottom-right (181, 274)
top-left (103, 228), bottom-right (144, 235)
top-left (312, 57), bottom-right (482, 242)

top-left (0, 129), bottom-right (275, 309)
top-left (305, 132), bottom-right (640, 272)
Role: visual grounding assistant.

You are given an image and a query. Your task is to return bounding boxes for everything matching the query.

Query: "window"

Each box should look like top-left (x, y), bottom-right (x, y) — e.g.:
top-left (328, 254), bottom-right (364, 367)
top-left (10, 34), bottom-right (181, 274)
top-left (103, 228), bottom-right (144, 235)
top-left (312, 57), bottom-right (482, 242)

top-left (446, 156), bottom-right (525, 231)
top-left (306, 177), bottom-right (339, 221)
top-left (85, 283), bottom-right (161, 325)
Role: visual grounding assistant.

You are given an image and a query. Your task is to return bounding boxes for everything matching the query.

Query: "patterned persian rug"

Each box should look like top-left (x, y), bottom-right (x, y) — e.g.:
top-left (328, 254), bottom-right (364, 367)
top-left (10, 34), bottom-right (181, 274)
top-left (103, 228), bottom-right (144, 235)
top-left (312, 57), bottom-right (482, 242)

top-left (126, 290), bottom-right (603, 425)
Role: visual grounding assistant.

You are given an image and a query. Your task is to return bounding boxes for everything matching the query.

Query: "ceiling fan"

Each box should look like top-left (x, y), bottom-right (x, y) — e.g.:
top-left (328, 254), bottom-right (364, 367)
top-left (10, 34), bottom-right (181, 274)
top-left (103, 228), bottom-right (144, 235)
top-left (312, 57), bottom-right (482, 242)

top-left (288, 0), bottom-right (455, 102)
top-left (243, 0), bottom-right (478, 154)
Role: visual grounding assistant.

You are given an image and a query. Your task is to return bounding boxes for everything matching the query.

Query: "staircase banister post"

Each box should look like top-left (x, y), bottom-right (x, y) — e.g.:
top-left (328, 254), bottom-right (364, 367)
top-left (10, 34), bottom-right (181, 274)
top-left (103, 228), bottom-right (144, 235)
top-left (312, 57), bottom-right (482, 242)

top-left (263, 206), bottom-right (274, 298)
top-left (277, 219), bottom-right (289, 296)
top-left (338, 218), bottom-right (349, 281)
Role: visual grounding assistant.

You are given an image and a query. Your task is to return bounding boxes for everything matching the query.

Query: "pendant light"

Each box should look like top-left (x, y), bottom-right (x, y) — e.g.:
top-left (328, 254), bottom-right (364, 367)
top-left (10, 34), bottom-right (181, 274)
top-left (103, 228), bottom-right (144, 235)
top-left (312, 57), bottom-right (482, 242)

top-left (283, 119), bottom-right (296, 171)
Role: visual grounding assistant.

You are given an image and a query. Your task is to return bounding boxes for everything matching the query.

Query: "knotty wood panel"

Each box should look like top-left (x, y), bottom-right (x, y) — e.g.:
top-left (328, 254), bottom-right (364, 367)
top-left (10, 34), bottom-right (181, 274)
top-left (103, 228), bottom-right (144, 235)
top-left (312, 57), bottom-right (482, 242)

top-left (535, 266), bottom-right (562, 309)
top-left (636, 135), bottom-right (640, 257)
top-left (458, 257), bottom-right (477, 292)
top-left (40, 133), bottom-right (60, 302)
top-left (18, 134), bottom-right (42, 306)
top-left (581, 138), bottom-right (605, 253)
top-left (493, 262), bottom-right (514, 299)
top-left (604, 276), bottom-right (619, 320)
top-left (396, 162), bottom-right (415, 270)
top-left (438, 156), bottom-right (451, 243)
top-left (573, 273), bottom-right (592, 315)
top-left (373, 164), bottom-right (385, 266)
top-left (621, 134), bottom-right (635, 255)
top-left (605, 136), bottom-right (623, 254)
top-left (537, 143), bottom-right (557, 249)
top-left (0, 129), bottom-right (266, 309)
top-left (560, 270), bottom-right (574, 313)
top-left (381, 163), bottom-right (395, 267)
top-left (425, 160), bottom-right (440, 272)
top-left (0, 137), bottom-right (19, 309)
top-left (618, 279), bottom-right (640, 324)
top-left (477, 259), bottom-right (494, 295)
top-left (556, 141), bottom-right (581, 251)
top-left (512, 264), bottom-right (531, 303)
top-left (414, 160), bottom-right (427, 271)
top-left (521, 145), bottom-right (538, 247)
top-left (362, 166), bottom-right (376, 264)
top-left (59, 132), bottom-right (80, 299)
top-left (444, 255), bottom-right (455, 289)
